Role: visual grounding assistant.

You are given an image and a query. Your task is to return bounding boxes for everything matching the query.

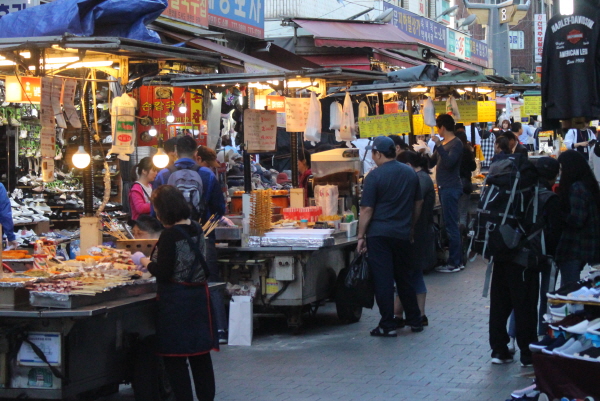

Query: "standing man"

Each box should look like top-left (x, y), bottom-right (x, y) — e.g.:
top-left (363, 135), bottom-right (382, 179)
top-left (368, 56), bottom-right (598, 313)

top-left (357, 136), bottom-right (424, 337)
top-left (431, 114), bottom-right (464, 273)
top-left (0, 184), bottom-right (17, 249)
top-left (509, 123), bottom-right (529, 156)
top-left (163, 137), bottom-right (178, 170)
top-left (153, 136), bottom-right (228, 344)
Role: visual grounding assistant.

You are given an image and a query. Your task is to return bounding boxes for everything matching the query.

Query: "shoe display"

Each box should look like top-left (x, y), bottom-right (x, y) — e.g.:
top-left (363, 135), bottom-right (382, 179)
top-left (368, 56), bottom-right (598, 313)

top-left (370, 326), bottom-right (397, 337)
top-left (530, 335), bottom-right (555, 352)
top-left (558, 338), bottom-right (593, 358)
top-left (511, 383), bottom-right (538, 398)
top-left (547, 279), bottom-right (592, 299)
top-left (491, 350), bottom-right (514, 364)
top-left (435, 264), bottom-right (461, 273)
top-left (550, 303), bottom-right (584, 317)
top-left (549, 313), bottom-right (586, 330)
top-left (586, 319), bottom-right (600, 335)
top-left (551, 337), bottom-right (576, 355)
top-left (541, 336), bottom-right (568, 354)
top-left (573, 346), bottom-right (600, 362)
top-left (564, 318), bottom-right (600, 335)
top-left (559, 287), bottom-right (597, 301)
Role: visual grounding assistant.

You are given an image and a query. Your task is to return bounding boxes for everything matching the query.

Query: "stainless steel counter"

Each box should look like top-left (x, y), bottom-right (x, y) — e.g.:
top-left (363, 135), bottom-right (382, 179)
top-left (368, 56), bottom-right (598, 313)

top-left (217, 236), bottom-right (358, 253)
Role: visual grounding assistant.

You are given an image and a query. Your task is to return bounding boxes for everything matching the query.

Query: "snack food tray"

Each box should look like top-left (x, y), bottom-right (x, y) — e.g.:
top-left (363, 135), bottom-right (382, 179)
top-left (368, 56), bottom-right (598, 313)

top-left (29, 281), bottom-right (157, 309)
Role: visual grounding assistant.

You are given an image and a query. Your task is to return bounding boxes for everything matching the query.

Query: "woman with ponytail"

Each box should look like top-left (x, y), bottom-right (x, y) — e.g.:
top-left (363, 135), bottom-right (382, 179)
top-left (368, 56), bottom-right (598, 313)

top-left (129, 157), bottom-right (158, 220)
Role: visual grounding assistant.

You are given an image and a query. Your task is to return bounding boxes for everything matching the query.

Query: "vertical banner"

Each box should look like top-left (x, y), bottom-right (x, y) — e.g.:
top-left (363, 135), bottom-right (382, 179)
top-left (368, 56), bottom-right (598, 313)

top-left (40, 77), bottom-right (55, 159)
top-left (62, 79), bottom-right (81, 128)
top-left (51, 77), bottom-right (66, 128)
top-left (534, 14), bottom-right (547, 63)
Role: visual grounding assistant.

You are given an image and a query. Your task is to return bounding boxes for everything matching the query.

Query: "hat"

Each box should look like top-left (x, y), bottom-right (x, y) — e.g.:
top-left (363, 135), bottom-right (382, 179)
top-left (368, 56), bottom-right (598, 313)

top-left (536, 157), bottom-right (559, 181)
top-left (196, 146), bottom-right (220, 168)
top-left (277, 172), bottom-right (291, 184)
top-left (372, 136), bottom-right (395, 154)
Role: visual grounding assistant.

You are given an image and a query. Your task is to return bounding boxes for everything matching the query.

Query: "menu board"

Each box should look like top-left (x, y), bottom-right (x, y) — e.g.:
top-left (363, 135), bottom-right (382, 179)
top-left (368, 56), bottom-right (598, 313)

top-left (244, 109), bottom-right (277, 153)
top-left (434, 101), bottom-right (446, 115)
top-left (284, 98), bottom-right (310, 132)
top-left (358, 112), bottom-right (411, 137)
top-left (412, 114), bottom-right (424, 136)
top-left (455, 101), bottom-right (478, 124)
top-left (523, 96), bottom-right (542, 116)
top-left (477, 101), bottom-right (497, 123)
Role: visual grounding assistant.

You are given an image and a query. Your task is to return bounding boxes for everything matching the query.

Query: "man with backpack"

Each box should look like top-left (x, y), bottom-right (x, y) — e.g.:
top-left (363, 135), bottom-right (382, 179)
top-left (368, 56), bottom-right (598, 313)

top-left (153, 136), bottom-right (228, 344)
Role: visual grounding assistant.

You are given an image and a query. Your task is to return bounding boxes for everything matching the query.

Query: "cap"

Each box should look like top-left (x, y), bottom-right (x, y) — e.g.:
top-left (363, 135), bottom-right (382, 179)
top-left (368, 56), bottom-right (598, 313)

top-left (277, 172), bottom-right (291, 184)
top-left (536, 157), bottom-right (559, 181)
top-left (372, 136), bottom-right (396, 154)
top-left (196, 146), bottom-right (220, 168)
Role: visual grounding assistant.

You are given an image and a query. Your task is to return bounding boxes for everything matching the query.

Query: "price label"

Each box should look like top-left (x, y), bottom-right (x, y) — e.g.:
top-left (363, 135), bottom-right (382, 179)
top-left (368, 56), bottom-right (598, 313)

top-left (456, 100), bottom-right (478, 124)
top-left (284, 98), bottom-right (310, 132)
top-left (523, 96), bottom-right (542, 116)
top-left (477, 101), bottom-right (497, 123)
top-left (245, 109), bottom-right (277, 153)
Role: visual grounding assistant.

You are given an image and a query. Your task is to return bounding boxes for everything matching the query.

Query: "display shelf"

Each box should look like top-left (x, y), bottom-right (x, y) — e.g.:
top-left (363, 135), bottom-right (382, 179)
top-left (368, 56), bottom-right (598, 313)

top-left (548, 298), bottom-right (600, 307)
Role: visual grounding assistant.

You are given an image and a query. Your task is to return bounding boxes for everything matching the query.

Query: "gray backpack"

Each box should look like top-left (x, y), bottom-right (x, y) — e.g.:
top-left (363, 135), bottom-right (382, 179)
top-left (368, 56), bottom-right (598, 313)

top-left (167, 164), bottom-right (204, 221)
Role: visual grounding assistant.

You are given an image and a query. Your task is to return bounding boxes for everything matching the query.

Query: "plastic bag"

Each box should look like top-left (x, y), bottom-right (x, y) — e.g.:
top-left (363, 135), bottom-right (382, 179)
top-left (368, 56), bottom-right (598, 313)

top-left (335, 254), bottom-right (374, 309)
top-left (304, 91), bottom-right (322, 145)
top-left (340, 92), bottom-right (356, 142)
top-left (446, 95), bottom-right (461, 121)
top-left (314, 185), bottom-right (339, 216)
top-left (423, 96), bottom-right (437, 127)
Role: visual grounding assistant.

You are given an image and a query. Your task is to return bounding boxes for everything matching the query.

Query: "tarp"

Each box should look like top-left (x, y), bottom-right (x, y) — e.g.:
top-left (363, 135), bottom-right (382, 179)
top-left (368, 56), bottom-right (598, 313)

top-left (0, 0), bottom-right (166, 43)
top-left (385, 65), bottom-right (439, 83)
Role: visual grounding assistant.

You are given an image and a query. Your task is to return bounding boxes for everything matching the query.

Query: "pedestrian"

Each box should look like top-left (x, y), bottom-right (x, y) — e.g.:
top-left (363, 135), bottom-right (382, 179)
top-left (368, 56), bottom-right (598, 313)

top-left (395, 150), bottom-right (435, 327)
top-left (133, 185), bottom-right (217, 401)
top-left (389, 134), bottom-right (409, 157)
top-left (555, 150), bottom-right (600, 286)
top-left (0, 183), bottom-right (17, 250)
top-left (129, 157), bottom-right (157, 220)
top-left (154, 136), bottom-right (228, 344)
top-left (518, 121), bottom-right (535, 151)
top-left (430, 114), bottom-right (464, 273)
top-left (507, 126), bottom-right (529, 156)
top-left (196, 146), bottom-right (221, 171)
top-left (455, 130), bottom-right (477, 230)
top-left (499, 119), bottom-right (511, 134)
top-left (479, 124), bottom-right (497, 171)
top-left (493, 135), bottom-right (511, 160)
top-left (164, 137), bottom-right (178, 169)
top-left (298, 149), bottom-right (312, 190)
top-left (357, 136), bottom-right (424, 336)
top-left (563, 124), bottom-right (595, 157)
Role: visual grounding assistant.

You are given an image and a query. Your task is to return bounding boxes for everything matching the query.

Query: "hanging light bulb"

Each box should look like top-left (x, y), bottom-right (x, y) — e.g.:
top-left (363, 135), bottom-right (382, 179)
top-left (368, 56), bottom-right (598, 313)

top-left (178, 100), bottom-right (187, 114)
top-left (148, 126), bottom-right (158, 137)
top-left (72, 145), bottom-right (91, 169)
top-left (153, 147), bottom-right (169, 169)
top-left (166, 112), bottom-right (175, 123)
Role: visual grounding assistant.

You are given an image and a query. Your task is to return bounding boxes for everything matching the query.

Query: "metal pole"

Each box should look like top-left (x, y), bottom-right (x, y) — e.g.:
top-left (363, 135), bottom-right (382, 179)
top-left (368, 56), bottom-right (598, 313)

top-left (243, 146), bottom-right (252, 194)
top-left (291, 132), bottom-right (299, 188)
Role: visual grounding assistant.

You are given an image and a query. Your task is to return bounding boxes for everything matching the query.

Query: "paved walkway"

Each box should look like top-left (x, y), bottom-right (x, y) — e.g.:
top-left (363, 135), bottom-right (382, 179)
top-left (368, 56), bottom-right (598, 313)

top-left (104, 258), bottom-right (534, 401)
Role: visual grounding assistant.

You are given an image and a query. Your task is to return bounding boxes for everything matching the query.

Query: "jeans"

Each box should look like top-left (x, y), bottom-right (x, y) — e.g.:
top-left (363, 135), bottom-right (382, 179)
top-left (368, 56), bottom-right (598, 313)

top-left (557, 259), bottom-right (584, 288)
top-left (367, 236), bottom-right (421, 330)
top-left (205, 237), bottom-right (227, 332)
top-left (163, 353), bottom-right (215, 401)
top-left (489, 261), bottom-right (539, 363)
top-left (439, 187), bottom-right (463, 267)
top-left (458, 192), bottom-right (470, 227)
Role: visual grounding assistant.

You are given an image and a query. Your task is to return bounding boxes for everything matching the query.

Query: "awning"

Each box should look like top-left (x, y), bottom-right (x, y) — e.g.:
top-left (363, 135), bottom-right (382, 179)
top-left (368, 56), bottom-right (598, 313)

top-left (151, 17), bottom-right (224, 38)
top-left (303, 54), bottom-right (371, 70)
top-left (292, 19), bottom-right (415, 50)
top-left (435, 55), bottom-right (481, 72)
top-left (249, 41), bottom-right (323, 71)
top-left (161, 31), bottom-right (288, 73)
top-left (373, 49), bottom-right (425, 69)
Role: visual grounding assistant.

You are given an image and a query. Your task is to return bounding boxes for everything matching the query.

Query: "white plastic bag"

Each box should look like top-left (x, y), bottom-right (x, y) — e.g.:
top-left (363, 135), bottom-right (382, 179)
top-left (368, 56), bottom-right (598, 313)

top-left (358, 101), bottom-right (368, 119)
top-left (330, 101), bottom-right (343, 141)
top-left (340, 92), bottom-right (356, 141)
top-left (423, 96), bottom-right (436, 127)
top-left (445, 95), bottom-right (461, 121)
top-left (108, 93), bottom-right (137, 161)
top-left (505, 98), bottom-right (513, 119)
top-left (228, 295), bottom-right (253, 346)
top-left (315, 185), bottom-right (339, 217)
top-left (304, 91), bottom-right (322, 145)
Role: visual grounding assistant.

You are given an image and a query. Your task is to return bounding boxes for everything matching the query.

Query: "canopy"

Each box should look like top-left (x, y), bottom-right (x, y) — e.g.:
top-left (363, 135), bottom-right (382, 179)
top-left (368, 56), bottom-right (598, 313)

top-left (0, 0), bottom-right (166, 43)
top-left (386, 65), bottom-right (440, 83)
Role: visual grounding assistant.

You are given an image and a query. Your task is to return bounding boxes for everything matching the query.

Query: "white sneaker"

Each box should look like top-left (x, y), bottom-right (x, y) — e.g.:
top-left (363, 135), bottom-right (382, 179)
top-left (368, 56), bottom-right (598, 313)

top-left (552, 337), bottom-right (576, 355)
top-left (508, 337), bottom-right (516, 354)
top-left (560, 287), bottom-right (595, 301)
top-left (435, 264), bottom-right (461, 273)
top-left (564, 317), bottom-right (600, 335)
top-left (586, 319), bottom-right (600, 335)
top-left (558, 338), bottom-right (593, 358)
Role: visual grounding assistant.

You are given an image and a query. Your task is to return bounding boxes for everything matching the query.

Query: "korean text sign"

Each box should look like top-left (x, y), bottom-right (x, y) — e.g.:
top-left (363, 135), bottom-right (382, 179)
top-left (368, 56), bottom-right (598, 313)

top-left (163, 0), bottom-right (209, 28)
top-left (384, 2), bottom-right (446, 51)
top-left (0, 0), bottom-right (39, 17)
top-left (209, 0), bottom-right (264, 38)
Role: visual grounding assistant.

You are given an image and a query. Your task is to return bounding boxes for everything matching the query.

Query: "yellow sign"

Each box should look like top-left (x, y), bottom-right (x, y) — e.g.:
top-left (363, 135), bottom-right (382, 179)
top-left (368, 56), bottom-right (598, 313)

top-left (358, 112), bottom-right (411, 137)
top-left (538, 130), bottom-right (553, 138)
top-left (434, 101), bottom-right (446, 115)
top-left (412, 114), bottom-right (424, 135)
top-left (523, 96), bottom-right (542, 116)
top-left (456, 100), bottom-right (478, 124)
top-left (478, 101), bottom-right (497, 123)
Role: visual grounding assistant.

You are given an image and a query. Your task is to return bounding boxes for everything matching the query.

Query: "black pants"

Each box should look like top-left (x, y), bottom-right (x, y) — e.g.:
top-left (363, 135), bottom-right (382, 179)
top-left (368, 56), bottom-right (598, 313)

top-left (489, 261), bottom-right (539, 362)
top-left (367, 236), bottom-right (421, 330)
top-left (163, 353), bottom-right (215, 401)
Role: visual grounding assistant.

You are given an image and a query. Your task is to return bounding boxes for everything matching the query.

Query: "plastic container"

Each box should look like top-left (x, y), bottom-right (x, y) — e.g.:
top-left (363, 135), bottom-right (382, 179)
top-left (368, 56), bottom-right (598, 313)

top-left (340, 221), bottom-right (358, 238)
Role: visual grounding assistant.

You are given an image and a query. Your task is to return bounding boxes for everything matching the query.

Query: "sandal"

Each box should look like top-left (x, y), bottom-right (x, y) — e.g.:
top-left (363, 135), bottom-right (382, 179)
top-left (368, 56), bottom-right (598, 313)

top-left (370, 326), bottom-right (397, 337)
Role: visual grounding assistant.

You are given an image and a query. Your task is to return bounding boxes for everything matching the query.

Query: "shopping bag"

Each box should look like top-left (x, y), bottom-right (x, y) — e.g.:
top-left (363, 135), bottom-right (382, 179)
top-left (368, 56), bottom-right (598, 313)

top-left (334, 254), bottom-right (374, 309)
top-left (228, 295), bottom-right (253, 346)
top-left (423, 96), bottom-right (436, 127)
top-left (314, 185), bottom-right (339, 216)
top-left (304, 91), bottom-right (322, 145)
top-left (446, 95), bottom-right (461, 121)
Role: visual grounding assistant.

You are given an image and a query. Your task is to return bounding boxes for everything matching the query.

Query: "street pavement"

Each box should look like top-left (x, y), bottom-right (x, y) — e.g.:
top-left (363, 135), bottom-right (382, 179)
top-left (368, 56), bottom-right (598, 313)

top-left (103, 257), bottom-right (534, 401)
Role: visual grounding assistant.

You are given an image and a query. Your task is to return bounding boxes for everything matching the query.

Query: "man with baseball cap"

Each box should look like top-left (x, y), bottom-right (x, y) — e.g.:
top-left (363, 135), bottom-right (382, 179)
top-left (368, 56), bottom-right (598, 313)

top-left (357, 136), bottom-right (424, 336)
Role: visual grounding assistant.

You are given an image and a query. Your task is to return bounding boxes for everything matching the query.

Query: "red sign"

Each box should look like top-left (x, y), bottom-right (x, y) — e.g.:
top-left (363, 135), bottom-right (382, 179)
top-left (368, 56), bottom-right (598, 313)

top-left (567, 29), bottom-right (583, 44)
top-left (162, 0), bottom-right (209, 29)
top-left (266, 95), bottom-right (285, 112)
top-left (117, 134), bottom-right (132, 142)
top-left (384, 102), bottom-right (399, 114)
top-left (134, 86), bottom-right (204, 146)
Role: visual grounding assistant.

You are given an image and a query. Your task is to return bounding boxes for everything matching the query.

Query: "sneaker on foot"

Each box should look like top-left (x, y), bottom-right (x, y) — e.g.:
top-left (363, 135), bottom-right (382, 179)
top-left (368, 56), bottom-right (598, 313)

top-left (491, 351), bottom-right (514, 364)
top-left (411, 324), bottom-right (424, 333)
top-left (218, 330), bottom-right (228, 344)
top-left (435, 264), bottom-right (461, 273)
top-left (508, 337), bottom-right (516, 354)
top-left (370, 326), bottom-right (397, 337)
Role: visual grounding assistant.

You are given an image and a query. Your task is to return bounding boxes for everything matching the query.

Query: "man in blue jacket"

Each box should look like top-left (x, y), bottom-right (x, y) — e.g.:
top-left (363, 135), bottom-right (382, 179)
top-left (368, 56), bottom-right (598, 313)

top-left (153, 135), bottom-right (228, 343)
top-left (0, 184), bottom-right (17, 250)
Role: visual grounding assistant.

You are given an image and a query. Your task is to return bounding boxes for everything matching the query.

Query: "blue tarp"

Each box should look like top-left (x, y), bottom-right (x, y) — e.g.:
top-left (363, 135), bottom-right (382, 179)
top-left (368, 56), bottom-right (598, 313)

top-left (0, 0), bottom-right (167, 43)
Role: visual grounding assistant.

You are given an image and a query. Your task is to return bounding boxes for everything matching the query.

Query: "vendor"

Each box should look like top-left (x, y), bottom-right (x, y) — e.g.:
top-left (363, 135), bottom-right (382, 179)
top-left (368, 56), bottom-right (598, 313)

top-left (131, 215), bottom-right (163, 239)
top-left (298, 149), bottom-right (312, 189)
top-left (129, 157), bottom-right (157, 220)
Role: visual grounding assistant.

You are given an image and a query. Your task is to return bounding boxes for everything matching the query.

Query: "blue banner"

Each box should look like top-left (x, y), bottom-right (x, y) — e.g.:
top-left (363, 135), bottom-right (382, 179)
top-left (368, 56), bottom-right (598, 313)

top-left (209, 0), bottom-right (264, 38)
top-left (384, 2), bottom-right (447, 51)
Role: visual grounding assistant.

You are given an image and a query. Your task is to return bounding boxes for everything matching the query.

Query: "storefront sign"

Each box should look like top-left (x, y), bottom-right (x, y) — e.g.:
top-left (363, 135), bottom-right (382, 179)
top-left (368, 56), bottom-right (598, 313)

top-left (284, 98), bottom-right (310, 132)
top-left (385, 2), bottom-right (446, 51)
top-left (266, 95), bottom-right (285, 112)
top-left (358, 113), bottom-right (411, 137)
top-left (523, 96), bottom-right (542, 116)
top-left (4, 76), bottom-right (41, 103)
top-left (477, 101), bottom-right (497, 123)
top-left (384, 102), bottom-right (399, 114)
top-left (534, 14), bottom-right (547, 63)
top-left (509, 31), bottom-right (525, 50)
top-left (454, 100), bottom-right (478, 124)
top-left (135, 87), bottom-right (203, 146)
top-left (209, 0), bottom-right (264, 39)
top-left (0, 0), bottom-right (39, 17)
top-left (40, 77), bottom-right (56, 159)
top-left (162, 0), bottom-right (209, 28)
top-left (62, 79), bottom-right (81, 128)
top-left (448, 30), bottom-right (471, 61)
top-left (412, 114), bottom-right (425, 135)
top-left (244, 109), bottom-right (277, 152)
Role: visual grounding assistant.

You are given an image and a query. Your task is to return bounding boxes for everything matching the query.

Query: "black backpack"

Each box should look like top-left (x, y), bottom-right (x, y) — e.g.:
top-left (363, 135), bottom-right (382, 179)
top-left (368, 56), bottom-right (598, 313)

top-left (468, 153), bottom-right (538, 262)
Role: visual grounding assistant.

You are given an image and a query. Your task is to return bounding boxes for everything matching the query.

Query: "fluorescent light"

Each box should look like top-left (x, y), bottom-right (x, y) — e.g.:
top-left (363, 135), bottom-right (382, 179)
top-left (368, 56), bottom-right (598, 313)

top-left (0, 60), bottom-right (15, 66)
top-left (28, 60), bottom-right (114, 70)
top-left (44, 56), bottom-right (79, 64)
top-left (409, 87), bottom-right (428, 93)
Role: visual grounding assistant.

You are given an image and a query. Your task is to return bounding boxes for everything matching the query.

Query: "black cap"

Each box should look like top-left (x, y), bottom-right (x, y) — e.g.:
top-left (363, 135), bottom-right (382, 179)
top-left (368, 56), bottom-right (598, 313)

top-left (536, 157), bottom-right (559, 181)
